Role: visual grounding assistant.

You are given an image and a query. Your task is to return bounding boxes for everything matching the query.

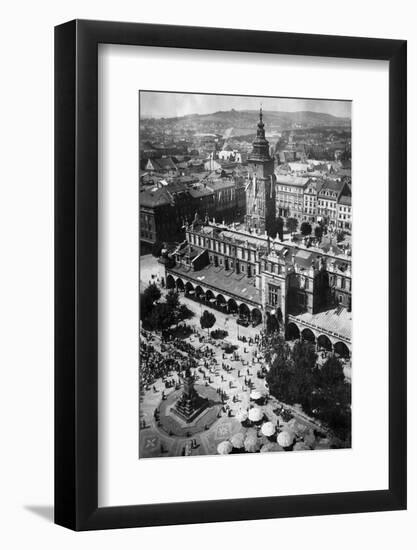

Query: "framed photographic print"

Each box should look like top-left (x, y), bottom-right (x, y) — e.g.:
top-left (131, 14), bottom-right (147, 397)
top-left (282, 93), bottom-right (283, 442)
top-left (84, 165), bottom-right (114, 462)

top-left (55, 20), bottom-right (407, 530)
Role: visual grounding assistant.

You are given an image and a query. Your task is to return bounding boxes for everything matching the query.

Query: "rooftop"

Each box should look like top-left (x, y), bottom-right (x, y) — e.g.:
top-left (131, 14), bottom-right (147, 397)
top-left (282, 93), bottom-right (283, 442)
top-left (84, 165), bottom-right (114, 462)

top-left (290, 306), bottom-right (352, 342)
top-left (139, 187), bottom-right (173, 208)
top-left (275, 174), bottom-right (310, 187)
top-left (188, 186), bottom-right (214, 199)
top-left (147, 157), bottom-right (177, 171)
top-left (206, 179), bottom-right (235, 191)
top-left (167, 263), bottom-right (262, 306)
top-left (190, 222), bottom-right (352, 264)
top-left (339, 195), bottom-right (352, 206)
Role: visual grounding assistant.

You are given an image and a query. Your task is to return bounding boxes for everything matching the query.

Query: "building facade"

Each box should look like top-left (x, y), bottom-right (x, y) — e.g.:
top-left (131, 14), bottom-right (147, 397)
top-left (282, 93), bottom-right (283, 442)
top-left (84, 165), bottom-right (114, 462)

top-left (302, 178), bottom-right (321, 222)
top-left (337, 194), bottom-right (352, 231)
top-left (164, 218), bottom-right (351, 355)
top-left (275, 175), bottom-right (309, 219)
top-left (317, 180), bottom-right (351, 226)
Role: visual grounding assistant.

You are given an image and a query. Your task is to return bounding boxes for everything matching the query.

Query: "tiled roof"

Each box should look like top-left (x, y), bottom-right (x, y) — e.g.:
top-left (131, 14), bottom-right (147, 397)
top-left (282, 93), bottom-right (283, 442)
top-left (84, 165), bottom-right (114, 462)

top-left (338, 195), bottom-right (351, 206)
top-left (139, 188), bottom-right (173, 208)
top-left (206, 179), bottom-right (235, 191)
top-left (275, 175), bottom-right (309, 187)
top-left (319, 179), bottom-right (345, 193)
top-left (167, 263), bottom-right (262, 305)
top-left (188, 187), bottom-right (214, 198)
top-left (290, 306), bottom-right (352, 342)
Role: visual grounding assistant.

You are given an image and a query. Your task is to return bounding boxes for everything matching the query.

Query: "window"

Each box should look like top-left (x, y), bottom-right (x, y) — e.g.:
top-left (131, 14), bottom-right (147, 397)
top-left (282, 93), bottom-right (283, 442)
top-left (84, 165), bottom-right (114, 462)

top-left (268, 284), bottom-right (280, 307)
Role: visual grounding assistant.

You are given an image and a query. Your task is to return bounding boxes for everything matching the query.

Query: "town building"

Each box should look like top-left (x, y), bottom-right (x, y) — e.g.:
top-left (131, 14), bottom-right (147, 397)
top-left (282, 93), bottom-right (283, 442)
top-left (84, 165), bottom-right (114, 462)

top-left (337, 194), bottom-right (352, 231)
top-left (139, 184), bottom-right (214, 245)
top-left (302, 178), bottom-right (322, 222)
top-left (140, 176), bottom-right (246, 245)
top-left (317, 179), bottom-right (351, 226)
top-left (206, 178), bottom-right (244, 222)
top-left (275, 174), bottom-right (309, 219)
top-left (164, 217), bottom-right (351, 356)
top-left (140, 187), bottom-right (177, 245)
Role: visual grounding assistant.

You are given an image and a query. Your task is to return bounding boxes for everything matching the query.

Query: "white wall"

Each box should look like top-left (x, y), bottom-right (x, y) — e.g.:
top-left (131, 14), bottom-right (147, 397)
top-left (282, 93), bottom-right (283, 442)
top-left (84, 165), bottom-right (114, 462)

top-left (0, 0), bottom-right (415, 547)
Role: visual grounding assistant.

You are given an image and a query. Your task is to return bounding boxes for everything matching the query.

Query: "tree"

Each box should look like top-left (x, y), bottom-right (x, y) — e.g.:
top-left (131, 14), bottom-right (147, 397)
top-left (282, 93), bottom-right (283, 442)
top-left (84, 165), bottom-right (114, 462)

top-left (151, 241), bottom-right (164, 258)
top-left (266, 314), bottom-right (279, 334)
top-left (144, 283), bottom-right (161, 304)
top-left (165, 289), bottom-right (179, 311)
top-left (300, 221), bottom-right (312, 237)
top-left (336, 230), bottom-right (346, 243)
top-left (318, 355), bottom-right (345, 390)
top-left (177, 303), bottom-right (194, 321)
top-left (140, 292), bottom-right (153, 321)
top-left (276, 216), bottom-right (284, 241)
top-left (291, 341), bottom-right (317, 413)
top-left (265, 335), bottom-right (295, 404)
top-left (312, 355), bottom-right (351, 441)
top-left (200, 310), bottom-right (216, 336)
top-left (286, 217), bottom-right (298, 236)
top-left (266, 339), bottom-right (317, 414)
top-left (314, 225), bottom-right (323, 243)
top-left (263, 333), bottom-right (290, 365)
top-left (265, 333), bottom-right (352, 443)
top-left (145, 302), bottom-right (174, 332)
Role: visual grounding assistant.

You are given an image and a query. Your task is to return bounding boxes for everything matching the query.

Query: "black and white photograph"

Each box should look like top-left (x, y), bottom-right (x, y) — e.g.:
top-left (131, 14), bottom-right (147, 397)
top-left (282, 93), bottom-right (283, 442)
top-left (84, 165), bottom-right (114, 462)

top-left (139, 91), bottom-right (352, 458)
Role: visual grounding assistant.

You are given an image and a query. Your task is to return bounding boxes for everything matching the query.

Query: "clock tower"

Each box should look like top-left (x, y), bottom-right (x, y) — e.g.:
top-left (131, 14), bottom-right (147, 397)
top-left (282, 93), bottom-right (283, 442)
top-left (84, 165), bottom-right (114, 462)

top-left (245, 108), bottom-right (276, 235)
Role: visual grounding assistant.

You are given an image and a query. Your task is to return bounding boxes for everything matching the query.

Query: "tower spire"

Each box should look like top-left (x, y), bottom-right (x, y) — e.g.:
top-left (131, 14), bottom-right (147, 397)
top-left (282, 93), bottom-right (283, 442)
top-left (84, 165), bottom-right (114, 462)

top-left (249, 105), bottom-right (270, 161)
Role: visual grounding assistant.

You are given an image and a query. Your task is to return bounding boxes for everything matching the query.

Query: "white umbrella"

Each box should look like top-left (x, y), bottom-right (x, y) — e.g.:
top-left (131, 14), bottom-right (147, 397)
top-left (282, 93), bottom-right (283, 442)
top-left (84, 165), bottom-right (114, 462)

top-left (277, 430), bottom-right (294, 448)
top-left (235, 409), bottom-right (248, 423)
top-left (230, 432), bottom-right (245, 449)
top-left (261, 421), bottom-right (276, 437)
top-left (250, 389), bottom-right (262, 400)
top-left (217, 440), bottom-right (233, 455)
top-left (248, 407), bottom-right (263, 422)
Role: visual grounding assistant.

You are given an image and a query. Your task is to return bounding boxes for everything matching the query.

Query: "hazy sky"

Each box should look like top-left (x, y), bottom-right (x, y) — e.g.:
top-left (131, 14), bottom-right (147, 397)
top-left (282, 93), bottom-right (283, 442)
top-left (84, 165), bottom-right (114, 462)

top-left (139, 91), bottom-right (351, 119)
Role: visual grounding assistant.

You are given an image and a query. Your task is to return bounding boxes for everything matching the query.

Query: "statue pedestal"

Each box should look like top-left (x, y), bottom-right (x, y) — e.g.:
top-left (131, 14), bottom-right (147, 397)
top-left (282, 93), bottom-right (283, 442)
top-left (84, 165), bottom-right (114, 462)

top-left (172, 369), bottom-right (209, 423)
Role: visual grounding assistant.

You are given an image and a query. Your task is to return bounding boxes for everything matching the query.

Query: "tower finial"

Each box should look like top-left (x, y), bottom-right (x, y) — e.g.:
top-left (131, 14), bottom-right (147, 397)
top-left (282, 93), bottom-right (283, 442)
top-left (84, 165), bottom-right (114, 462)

top-left (260, 104), bottom-right (263, 122)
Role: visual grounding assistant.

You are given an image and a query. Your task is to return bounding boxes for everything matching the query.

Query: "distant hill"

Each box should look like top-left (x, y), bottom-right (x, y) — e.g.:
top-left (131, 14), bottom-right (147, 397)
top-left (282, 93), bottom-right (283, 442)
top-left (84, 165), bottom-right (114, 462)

top-left (141, 109), bottom-right (351, 132)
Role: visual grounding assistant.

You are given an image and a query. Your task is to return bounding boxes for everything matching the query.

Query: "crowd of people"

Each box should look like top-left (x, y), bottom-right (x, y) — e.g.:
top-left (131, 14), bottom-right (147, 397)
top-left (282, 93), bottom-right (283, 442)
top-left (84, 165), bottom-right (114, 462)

top-left (139, 341), bottom-right (184, 389)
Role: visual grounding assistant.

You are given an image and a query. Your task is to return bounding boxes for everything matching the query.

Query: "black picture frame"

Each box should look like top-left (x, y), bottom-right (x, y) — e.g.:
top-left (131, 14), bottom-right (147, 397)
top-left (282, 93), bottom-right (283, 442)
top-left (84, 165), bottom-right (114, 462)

top-left (55, 19), bottom-right (407, 531)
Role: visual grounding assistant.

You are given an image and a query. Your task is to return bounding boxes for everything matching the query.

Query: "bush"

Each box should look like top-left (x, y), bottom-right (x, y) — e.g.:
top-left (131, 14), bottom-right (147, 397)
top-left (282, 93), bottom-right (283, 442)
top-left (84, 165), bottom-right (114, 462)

top-left (211, 329), bottom-right (228, 340)
top-left (300, 221), bottom-right (312, 237)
